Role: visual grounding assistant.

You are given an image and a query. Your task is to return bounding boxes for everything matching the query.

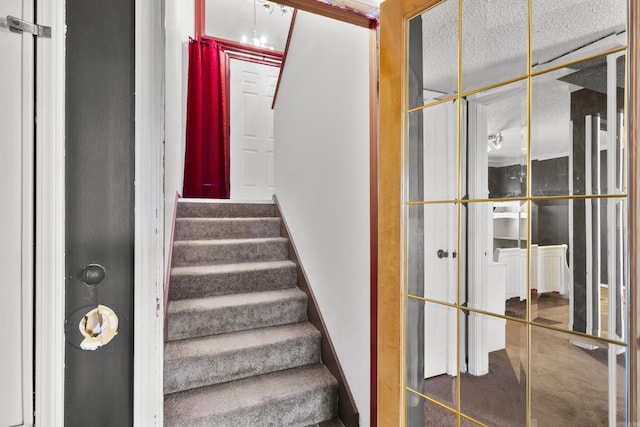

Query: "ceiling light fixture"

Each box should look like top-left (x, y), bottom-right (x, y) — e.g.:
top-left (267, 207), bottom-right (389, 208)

top-left (256, 0), bottom-right (290, 17)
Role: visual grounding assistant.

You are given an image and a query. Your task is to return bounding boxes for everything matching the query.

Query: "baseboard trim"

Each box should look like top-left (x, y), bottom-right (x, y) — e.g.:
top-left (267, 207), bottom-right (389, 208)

top-left (164, 191), bottom-right (181, 342)
top-left (273, 196), bottom-right (359, 427)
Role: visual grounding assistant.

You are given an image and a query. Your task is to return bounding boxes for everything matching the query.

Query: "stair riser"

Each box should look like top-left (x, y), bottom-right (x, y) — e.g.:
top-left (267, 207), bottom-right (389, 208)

top-left (172, 240), bottom-right (288, 267)
top-left (167, 298), bottom-right (308, 341)
top-left (164, 335), bottom-right (321, 394)
top-left (177, 202), bottom-right (274, 218)
top-left (170, 266), bottom-right (297, 300)
top-left (175, 218), bottom-right (281, 240)
top-left (164, 385), bottom-right (338, 427)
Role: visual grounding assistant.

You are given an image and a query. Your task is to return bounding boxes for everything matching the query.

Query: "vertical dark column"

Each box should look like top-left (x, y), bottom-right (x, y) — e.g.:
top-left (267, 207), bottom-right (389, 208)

top-left (571, 89), bottom-right (606, 334)
top-left (599, 150), bottom-right (609, 282)
top-left (64, 0), bottom-right (135, 425)
top-left (406, 15), bottom-right (425, 427)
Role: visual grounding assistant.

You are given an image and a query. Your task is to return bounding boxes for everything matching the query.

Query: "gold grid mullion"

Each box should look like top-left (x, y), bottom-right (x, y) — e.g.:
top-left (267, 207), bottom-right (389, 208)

top-left (407, 193), bottom-right (630, 206)
top-left (455, 0), bottom-right (463, 426)
top-left (525, 0), bottom-right (533, 426)
top-left (408, 46), bottom-right (627, 115)
top-left (407, 294), bottom-right (629, 346)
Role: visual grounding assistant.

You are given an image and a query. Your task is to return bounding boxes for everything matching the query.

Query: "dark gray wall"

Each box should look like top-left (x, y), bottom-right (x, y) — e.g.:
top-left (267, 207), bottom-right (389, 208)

top-left (532, 157), bottom-right (569, 197)
top-left (488, 164), bottom-right (525, 198)
top-left (571, 89), bottom-right (607, 334)
top-left (64, 0), bottom-right (135, 425)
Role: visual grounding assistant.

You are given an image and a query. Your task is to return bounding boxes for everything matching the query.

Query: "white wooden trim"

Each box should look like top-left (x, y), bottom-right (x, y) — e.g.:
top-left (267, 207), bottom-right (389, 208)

top-left (466, 100), bottom-right (491, 376)
top-left (606, 51), bottom-right (621, 427)
top-left (34, 0), bottom-right (65, 424)
top-left (134, 0), bottom-right (165, 424)
top-left (20, 1), bottom-right (35, 424)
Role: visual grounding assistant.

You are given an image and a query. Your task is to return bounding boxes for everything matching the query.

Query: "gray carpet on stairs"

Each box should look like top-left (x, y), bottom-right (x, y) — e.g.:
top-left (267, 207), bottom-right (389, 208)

top-left (172, 237), bottom-right (289, 267)
top-left (165, 201), bottom-right (339, 426)
top-left (170, 260), bottom-right (297, 300)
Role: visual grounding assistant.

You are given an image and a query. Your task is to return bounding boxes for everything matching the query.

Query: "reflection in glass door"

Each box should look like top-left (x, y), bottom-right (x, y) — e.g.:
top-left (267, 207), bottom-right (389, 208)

top-left (402, 0), bottom-right (629, 426)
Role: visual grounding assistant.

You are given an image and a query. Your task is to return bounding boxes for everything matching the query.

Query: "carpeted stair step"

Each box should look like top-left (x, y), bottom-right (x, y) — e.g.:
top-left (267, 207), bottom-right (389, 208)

top-left (164, 364), bottom-right (338, 427)
top-left (177, 201), bottom-right (274, 218)
top-left (164, 322), bottom-right (321, 394)
top-left (172, 237), bottom-right (288, 267)
top-left (166, 288), bottom-right (308, 341)
top-left (170, 260), bottom-right (297, 300)
top-left (175, 217), bottom-right (281, 240)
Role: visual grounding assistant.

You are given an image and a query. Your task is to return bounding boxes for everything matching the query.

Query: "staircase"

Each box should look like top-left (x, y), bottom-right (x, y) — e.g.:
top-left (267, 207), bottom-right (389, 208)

top-left (164, 200), bottom-right (339, 427)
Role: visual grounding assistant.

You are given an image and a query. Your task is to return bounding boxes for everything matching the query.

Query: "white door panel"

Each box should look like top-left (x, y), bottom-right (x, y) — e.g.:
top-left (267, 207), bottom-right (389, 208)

top-left (0, 1), bottom-right (34, 426)
top-left (422, 102), bottom-right (457, 378)
top-left (230, 59), bottom-right (279, 200)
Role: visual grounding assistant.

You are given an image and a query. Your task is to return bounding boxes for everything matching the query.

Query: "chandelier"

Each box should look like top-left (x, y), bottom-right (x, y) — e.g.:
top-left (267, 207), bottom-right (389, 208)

top-left (241, 0), bottom-right (291, 49)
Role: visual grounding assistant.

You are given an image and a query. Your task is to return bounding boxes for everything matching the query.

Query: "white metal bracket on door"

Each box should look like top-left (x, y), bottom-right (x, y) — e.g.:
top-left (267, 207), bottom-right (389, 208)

top-left (7, 15), bottom-right (50, 37)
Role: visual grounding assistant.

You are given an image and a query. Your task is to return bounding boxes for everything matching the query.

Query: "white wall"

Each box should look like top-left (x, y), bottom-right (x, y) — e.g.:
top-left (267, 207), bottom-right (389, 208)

top-left (164, 0), bottom-right (193, 260)
top-left (273, 11), bottom-right (371, 426)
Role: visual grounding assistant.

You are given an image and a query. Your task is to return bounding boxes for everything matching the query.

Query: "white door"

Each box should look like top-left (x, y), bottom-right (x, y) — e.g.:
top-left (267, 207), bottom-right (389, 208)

top-left (465, 99), bottom-right (495, 376)
top-left (422, 101), bottom-right (457, 378)
top-left (0, 4), bottom-right (35, 427)
top-left (230, 58), bottom-right (279, 200)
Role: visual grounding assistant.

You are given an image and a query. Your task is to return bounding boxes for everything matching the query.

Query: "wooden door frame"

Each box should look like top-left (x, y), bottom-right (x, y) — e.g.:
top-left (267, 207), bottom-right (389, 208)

top-left (35, 0), bottom-right (65, 423)
top-left (379, 0), bottom-right (640, 425)
top-left (133, 0), bottom-right (165, 424)
top-left (378, 1), bottom-right (432, 424)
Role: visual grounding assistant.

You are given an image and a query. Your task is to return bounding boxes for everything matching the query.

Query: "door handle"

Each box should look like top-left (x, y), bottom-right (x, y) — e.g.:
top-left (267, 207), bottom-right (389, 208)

top-left (437, 249), bottom-right (449, 259)
top-left (80, 264), bottom-right (106, 286)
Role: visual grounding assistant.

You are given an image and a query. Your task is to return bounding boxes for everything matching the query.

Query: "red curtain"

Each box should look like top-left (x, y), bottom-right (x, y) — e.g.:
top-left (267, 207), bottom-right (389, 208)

top-left (183, 37), bottom-right (230, 199)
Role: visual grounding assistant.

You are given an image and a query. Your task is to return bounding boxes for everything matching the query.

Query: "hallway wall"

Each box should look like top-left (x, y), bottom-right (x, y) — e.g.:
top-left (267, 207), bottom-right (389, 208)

top-left (273, 11), bottom-right (371, 426)
top-left (164, 0), bottom-right (194, 262)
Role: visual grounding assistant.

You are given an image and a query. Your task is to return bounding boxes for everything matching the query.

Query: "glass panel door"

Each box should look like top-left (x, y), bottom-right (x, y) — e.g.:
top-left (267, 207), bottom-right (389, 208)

top-left (395, 0), bottom-right (630, 425)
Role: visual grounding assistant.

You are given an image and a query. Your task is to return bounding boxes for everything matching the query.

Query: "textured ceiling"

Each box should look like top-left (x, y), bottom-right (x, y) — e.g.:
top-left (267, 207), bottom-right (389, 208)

top-left (420, 0), bottom-right (625, 94)
top-left (417, 0), bottom-right (626, 165)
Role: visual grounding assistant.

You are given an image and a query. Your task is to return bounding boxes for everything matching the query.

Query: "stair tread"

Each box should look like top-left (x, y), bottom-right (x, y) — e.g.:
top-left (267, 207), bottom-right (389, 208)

top-left (177, 201), bottom-right (275, 218)
top-left (165, 322), bottom-right (319, 360)
top-left (168, 288), bottom-right (307, 314)
top-left (164, 364), bottom-right (337, 423)
top-left (174, 236), bottom-right (287, 245)
top-left (176, 217), bottom-right (280, 223)
top-left (171, 260), bottom-right (295, 276)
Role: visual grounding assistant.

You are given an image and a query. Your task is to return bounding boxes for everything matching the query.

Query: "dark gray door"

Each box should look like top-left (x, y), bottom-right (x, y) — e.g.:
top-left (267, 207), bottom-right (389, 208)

top-left (64, 0), bottom-right (134, 425)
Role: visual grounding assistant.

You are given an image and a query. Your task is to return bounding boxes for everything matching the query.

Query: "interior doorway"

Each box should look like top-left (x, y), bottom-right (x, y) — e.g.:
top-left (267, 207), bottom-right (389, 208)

top-left (229, 57), bottom-right (279, 200)
top-left (200, 0), bottom-right (291, 201)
